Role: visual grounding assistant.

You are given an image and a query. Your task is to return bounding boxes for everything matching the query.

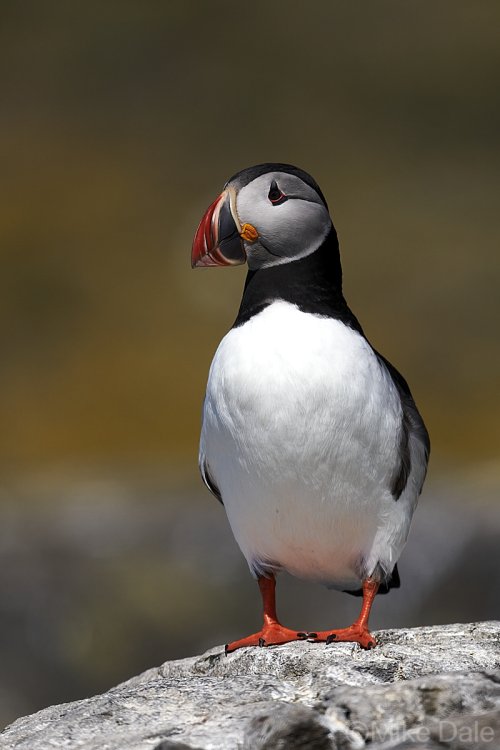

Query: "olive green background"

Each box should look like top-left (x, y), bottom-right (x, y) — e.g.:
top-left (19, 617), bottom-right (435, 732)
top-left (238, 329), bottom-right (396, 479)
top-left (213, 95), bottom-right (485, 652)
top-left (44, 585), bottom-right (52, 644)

top-left (0, 0), bottom-right (499, 728)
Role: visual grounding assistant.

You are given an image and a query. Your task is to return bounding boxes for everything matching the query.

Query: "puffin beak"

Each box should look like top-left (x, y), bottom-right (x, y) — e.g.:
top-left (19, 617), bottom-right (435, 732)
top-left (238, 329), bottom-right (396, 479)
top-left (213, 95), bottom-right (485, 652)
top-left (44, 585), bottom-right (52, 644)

top-left (191, 189), bottom-right (250, 268)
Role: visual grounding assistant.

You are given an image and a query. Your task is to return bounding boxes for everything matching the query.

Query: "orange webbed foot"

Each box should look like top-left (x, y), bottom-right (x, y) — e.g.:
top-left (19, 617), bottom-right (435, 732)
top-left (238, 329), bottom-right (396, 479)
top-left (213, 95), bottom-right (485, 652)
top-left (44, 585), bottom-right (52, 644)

top-left (225, 624), bottom-right (308, 654)
top-left (308, 625), bottom-right (377, 649)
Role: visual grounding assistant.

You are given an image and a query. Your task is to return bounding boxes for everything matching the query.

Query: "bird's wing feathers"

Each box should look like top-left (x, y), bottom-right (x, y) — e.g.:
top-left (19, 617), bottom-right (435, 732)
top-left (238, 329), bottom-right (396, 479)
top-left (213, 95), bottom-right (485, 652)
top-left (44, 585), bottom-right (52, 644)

top-left (198, 433), bottom-right (224, 505)
top-left (199, 394), bottom-right (223, 504)
top-left (375, 351), bottom-right (430, 499)
top-left (199, 452), bottom-right (223, 505)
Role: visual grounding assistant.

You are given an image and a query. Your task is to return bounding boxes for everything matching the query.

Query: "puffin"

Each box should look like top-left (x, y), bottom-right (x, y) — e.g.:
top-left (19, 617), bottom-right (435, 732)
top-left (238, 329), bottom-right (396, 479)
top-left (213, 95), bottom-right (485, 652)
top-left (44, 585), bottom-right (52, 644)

top-left (191, 163), bottom-right (430, 652)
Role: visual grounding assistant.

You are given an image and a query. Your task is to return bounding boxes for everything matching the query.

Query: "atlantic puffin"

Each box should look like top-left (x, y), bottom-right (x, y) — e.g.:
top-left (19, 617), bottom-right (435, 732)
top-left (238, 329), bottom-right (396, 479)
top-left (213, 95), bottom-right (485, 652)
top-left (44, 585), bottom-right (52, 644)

top-left (192, 163), bottom-right (430, 652)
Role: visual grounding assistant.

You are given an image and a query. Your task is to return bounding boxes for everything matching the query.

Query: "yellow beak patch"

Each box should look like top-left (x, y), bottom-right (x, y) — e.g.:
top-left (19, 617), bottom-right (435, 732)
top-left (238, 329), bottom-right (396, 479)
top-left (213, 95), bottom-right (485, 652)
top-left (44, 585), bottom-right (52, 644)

top-left (240, 223), bottom-right (259, 243)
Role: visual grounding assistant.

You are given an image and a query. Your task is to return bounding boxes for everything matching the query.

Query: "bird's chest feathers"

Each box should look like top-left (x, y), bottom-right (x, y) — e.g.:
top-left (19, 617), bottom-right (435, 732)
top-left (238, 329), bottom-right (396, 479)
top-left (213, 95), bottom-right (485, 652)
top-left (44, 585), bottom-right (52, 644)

top-left (204, 302), bottom-right (400, 474)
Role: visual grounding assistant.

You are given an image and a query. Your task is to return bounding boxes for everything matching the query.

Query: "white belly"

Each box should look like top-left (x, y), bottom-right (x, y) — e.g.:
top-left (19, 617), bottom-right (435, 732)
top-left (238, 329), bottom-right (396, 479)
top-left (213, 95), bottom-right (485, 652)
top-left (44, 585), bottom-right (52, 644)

top-left (202, 301), bottom-right (408, 588)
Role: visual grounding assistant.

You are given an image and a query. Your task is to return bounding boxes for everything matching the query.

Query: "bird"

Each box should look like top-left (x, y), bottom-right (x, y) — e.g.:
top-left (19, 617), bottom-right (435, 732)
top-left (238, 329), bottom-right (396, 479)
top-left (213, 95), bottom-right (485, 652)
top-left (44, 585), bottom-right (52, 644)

top-left (191, 163), bottom-right (430, 653)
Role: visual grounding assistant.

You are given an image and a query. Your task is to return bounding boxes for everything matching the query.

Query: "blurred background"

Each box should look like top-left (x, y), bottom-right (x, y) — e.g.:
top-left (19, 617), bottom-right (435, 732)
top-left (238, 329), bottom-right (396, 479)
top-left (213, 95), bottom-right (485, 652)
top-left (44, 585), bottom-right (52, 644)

top-left (0, 0), bottom-right (499, 729)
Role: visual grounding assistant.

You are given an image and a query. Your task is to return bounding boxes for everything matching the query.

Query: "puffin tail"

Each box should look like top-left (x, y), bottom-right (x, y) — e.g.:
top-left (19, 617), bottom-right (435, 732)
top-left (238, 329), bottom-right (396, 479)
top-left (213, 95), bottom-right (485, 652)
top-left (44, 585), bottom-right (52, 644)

top-left (343, 563), bottom-right (401, 597)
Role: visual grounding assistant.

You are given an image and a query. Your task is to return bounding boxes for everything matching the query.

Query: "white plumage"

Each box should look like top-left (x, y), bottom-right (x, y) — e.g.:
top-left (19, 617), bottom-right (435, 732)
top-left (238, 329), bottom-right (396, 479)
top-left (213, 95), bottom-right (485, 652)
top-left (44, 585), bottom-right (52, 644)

top-left (201, 301), bottom-right (424, 591)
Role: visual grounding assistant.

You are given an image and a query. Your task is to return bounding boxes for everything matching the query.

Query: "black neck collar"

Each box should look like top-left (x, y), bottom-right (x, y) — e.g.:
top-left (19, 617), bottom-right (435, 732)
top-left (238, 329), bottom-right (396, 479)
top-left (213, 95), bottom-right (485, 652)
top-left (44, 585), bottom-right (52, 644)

top-left (232, 227), bottom-right (364, 334)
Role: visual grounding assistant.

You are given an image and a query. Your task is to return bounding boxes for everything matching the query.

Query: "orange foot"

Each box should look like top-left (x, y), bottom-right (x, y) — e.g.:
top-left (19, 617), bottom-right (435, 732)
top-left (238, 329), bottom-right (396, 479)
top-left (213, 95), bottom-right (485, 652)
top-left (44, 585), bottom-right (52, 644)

top-left (226, 624), bottom-right (308, 654)
top-left (309, 624), bottom-right (377, 650)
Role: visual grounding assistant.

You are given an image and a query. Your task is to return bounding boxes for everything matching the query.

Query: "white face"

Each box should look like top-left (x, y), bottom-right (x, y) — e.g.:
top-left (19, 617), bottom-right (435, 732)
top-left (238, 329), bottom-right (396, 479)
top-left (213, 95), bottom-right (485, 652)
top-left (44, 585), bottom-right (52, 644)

top-left (232, 172), bottom-right (332, 270)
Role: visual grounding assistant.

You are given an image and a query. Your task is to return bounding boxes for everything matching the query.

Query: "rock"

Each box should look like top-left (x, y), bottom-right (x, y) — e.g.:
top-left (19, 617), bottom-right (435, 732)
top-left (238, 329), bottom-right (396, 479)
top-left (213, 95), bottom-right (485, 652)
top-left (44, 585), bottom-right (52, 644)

top-left (1, 622), bottom-right (499, 750)
top-left (244, 703), bottom-right (333, 750)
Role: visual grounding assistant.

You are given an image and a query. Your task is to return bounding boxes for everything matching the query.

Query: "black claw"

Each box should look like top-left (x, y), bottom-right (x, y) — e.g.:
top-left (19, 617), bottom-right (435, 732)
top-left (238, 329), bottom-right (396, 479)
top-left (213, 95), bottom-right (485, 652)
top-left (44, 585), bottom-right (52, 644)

top-left (297, 632), bottom-right (307, 639)
top-left (307, 632), bottom-right (318, 639)
top-left (258, 637), bottom-right (266, 647)
top-left (224, 644), bottom-right (229, 655)
top-left (326, 634), bottom-right (337, 644)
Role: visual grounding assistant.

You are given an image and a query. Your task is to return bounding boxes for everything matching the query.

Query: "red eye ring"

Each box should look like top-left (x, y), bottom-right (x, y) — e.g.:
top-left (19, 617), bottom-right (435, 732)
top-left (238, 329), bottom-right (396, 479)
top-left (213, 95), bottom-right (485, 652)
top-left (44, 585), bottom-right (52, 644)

top-left (270, 192), bottom-right (285, 203)
top-left (268, 179), bottom-right (288, 205)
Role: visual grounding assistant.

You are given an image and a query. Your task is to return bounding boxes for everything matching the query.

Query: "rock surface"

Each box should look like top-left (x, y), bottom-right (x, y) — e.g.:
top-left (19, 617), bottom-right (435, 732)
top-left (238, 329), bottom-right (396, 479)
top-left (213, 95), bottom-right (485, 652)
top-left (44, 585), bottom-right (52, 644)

top-left (1, 622), bottom-right (499, 750)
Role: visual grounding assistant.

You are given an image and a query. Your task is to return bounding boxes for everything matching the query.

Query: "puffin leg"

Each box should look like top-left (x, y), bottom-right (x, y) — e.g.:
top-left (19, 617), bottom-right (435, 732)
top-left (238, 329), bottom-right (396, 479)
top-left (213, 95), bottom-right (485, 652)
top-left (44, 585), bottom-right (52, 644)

top-left (309, 578), bottom-right (379, 649)
top-left (225, 574), bottom-right (306, 653)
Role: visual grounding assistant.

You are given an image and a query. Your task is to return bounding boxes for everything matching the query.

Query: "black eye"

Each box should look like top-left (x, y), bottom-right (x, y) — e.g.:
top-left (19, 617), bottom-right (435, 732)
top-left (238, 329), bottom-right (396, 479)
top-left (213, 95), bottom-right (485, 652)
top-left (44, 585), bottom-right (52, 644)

top-left (268, 179), bottom-right (287, 205)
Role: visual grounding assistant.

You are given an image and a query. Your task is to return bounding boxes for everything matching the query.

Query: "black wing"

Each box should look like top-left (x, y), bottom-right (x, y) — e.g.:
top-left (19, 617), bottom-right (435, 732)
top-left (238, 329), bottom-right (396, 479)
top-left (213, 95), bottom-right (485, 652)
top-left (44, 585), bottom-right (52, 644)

top-left (376, 351), bottom-right (430, 500)
top-left (199, 455), bottom-right (223, 505)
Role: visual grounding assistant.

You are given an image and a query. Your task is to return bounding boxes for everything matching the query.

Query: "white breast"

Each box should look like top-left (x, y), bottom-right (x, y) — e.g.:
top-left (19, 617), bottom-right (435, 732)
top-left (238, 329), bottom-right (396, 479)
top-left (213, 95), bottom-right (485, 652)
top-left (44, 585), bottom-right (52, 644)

top-left (201, 301), bottom-right (413, 589)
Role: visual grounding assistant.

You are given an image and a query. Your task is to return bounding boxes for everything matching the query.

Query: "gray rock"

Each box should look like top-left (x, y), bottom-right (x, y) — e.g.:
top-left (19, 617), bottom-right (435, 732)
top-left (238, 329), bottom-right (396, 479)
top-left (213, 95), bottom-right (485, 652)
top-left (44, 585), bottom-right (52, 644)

top-left (1, 622), bottom-right (499, 750)
top-left (244, 703), bottom-right (332, 750)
